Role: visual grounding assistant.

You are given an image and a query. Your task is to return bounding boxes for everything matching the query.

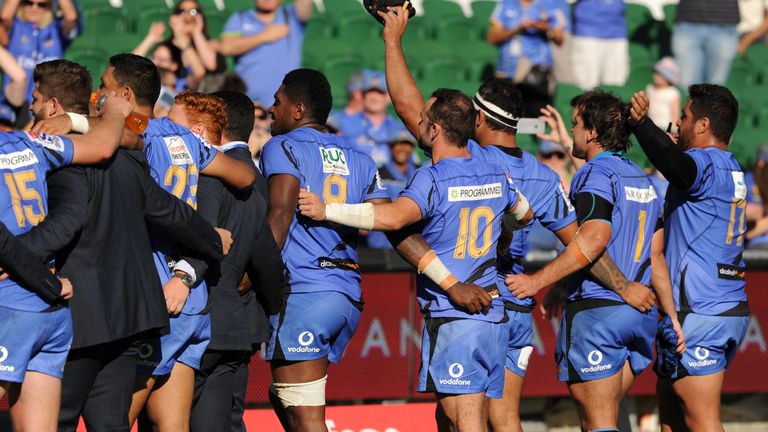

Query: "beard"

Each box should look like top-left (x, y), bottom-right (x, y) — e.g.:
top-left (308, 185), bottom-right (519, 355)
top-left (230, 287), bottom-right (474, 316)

top-left (417, 139), bottom-right (432, 159)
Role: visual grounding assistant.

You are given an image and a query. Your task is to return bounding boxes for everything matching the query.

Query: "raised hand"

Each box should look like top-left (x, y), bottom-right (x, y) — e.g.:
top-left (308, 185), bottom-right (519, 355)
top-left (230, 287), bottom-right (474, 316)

top-left (629, 91), bottom-right (650, 123)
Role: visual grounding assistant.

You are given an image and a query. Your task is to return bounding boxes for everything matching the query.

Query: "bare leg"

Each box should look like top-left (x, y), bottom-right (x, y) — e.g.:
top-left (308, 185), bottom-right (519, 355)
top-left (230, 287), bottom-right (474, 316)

top-left (8, 371), bottom-right (61, 432)
top-left (568, 364), bottom-right (626, 431)
top-left (271, 358), bottom-right (329, 432)
top-left (437, 392), bottom-right (487, 432)
top-left (145, 362), bottom-right (196, 432)
top-left (129, 373), bottom-right (158, 426)
top-left (657, 377), bottom-right (689, 432)
top-left (672, 372), bottom-right (725, 432)
top-left (487, 370), bottom-right (524, 432)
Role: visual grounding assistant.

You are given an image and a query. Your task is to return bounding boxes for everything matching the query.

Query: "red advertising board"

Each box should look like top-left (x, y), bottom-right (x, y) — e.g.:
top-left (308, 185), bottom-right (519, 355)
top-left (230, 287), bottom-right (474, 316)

top-left (244, 271), bottom-right (768, 402)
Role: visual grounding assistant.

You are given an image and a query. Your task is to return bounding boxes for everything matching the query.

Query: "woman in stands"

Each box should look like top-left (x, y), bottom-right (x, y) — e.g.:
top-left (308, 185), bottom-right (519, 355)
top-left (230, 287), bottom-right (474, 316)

top-left (134, 0), bottom-right (226, 92)
top-left (0, 0), bottom-right (79, 124)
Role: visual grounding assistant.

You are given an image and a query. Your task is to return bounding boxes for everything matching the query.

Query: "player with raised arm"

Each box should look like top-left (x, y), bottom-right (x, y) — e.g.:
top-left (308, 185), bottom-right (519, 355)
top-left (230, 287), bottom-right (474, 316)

top-left (505, 91), bottom-right (682, 432)
top-left (629, 86), bottom-right (749, 432)
top-left (377, 6), bottom-right (656, 431)
top-left (260, 68), bottom-right (389, 431)
top-left (298, 82), bottom-right (533, 431)
top-left (0, 94), bottom-right (132, 431)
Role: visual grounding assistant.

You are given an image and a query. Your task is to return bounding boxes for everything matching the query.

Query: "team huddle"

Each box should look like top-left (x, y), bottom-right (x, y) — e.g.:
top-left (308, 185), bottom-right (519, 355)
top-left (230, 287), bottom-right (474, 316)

top-left (0, 5), bottom-right (750, 432)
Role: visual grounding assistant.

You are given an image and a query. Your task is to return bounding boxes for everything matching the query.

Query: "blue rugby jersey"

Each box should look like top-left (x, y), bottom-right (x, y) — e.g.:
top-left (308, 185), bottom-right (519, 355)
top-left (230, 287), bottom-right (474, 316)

top-left (400, 155), bottom-right (519, 322)
top-left (142, 117), bottom-right (218, 315)
top-left (664, 148), bottom-right (748, 315)
top-left (567, 152), bottom-right (662, 302)
top-left (467, 141), bottom-right (575, 308)
top-left (260, 127), bottom-right (389, 302)
top-left (0, 132), bottom-right (74, 311)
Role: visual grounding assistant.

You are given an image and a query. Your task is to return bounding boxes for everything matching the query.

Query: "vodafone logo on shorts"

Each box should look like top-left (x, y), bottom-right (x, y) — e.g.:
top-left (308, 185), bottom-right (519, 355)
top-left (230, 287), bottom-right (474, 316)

top-left (689, 346), bottom-right (717, 368)
top-left (287, 331), bottom-right (321, 353)
top-left (439, 362), bottom-right (471, 386)
top-left (0, 345), bottom-right (15, 373)
top-left (580, 350), bottom-right (612, 374)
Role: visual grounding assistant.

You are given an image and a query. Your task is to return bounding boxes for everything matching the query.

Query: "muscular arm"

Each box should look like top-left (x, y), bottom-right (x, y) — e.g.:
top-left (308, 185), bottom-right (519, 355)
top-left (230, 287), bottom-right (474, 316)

top-left (0, 222), bottom-right (63, 302)
top-left (68, 112), bottom-right (127, 164)
top-left (18, 167), bottom-right (88, 262)
top-left (0, 44), bottom-right (26, 107)
top-left (201, 151), bottom-right (257, 190)
top-left (650, 228), bottom-right (676, 317)
top-left (266, 174), bottom-right (300, 249)
top-left (382, 8), bottom-right (425, 140)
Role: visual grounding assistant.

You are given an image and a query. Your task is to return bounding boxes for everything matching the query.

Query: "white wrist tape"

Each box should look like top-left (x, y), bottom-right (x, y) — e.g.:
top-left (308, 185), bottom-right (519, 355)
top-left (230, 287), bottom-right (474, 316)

top-left (66, 112), bottom-right (89, 134)
top-left (269, 375), bottom-right (327, 408)
top-left (325, 202), bottom-right (375, 230)
top-left (418, 250), bottom-right (458, 290)
top-left (504, 193), bottom-right (531, 230)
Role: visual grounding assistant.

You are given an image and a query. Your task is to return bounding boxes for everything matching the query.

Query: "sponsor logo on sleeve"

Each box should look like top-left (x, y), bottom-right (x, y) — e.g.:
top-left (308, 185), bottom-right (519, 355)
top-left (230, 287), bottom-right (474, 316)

top-left (439, 362), bottom-right (471, 386)
top-left (164, 136), bottom-right (194, 165)
top-left (732, 171), bottom-right (747, 200)
top-left (448, 183), bottom-right (503, 202)
top-left (717, 263), bottom-right (746, 281)
top-left (624, 185), bottom-right (658, 203)
top-left (320, 148), bottom-right (349, 175)
top-left (26, 132), bottom-right (65, 152)
top-left (0, 149), bottom-right (38, 170)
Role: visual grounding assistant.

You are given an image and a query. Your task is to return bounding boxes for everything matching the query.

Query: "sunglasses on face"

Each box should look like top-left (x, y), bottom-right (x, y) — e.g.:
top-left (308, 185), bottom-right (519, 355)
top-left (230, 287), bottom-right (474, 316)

top-left (22, 0), bottom-right (50, 8)
top-left (174, 7), bottom-right (201, 16)
top-left (542, 152), bottom-right (566, 160)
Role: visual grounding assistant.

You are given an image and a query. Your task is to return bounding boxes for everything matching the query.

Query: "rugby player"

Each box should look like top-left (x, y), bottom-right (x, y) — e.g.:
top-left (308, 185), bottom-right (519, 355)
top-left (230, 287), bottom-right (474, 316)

top-left (26, 53), bottom-right (257, 431)
top-left (298, 83), bottom-right (533, 431)
top-left (260, 68), bottom-right (390, 431)
top-left (23, 59), bottom-right (230, 432)
top-left (0, 94), bottom-right (132, 431)
top-left (376, 8), bottom-right (653, 431)
top-left (506, 90), bottom-right (682, 432)
top-left (629, 86), bottom-right (748, 432)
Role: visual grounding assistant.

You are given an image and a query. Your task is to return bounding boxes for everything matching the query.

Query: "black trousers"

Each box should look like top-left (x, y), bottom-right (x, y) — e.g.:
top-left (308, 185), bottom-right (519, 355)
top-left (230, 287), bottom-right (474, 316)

top-left (58, 338), bottom-right (140, 432)
top-left (190, 350), bottom-right (250, 432)
top-left (230, 354), bottom-right (250, 432)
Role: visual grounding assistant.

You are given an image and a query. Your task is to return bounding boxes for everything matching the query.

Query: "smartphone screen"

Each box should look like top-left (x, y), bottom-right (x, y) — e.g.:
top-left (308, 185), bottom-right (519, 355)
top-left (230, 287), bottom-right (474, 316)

top-left (517, 118), bottom-right (545, 135)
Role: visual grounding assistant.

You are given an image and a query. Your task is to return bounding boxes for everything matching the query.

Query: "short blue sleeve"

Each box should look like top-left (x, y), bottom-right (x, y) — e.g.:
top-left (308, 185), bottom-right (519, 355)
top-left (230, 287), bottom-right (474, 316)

top-left (571, 162), bottom-right (615, 205)
top-left (362, 156), bottom-right (390, 201)
top-left (686, 149), bottom-right (715, 198)
top-left (400, 167), bottom-right (436, 219)
top-left (193, 134), bottom-right (218, 170)
top-left (536, 179), bottom-right (576, 232)
top-left (491, 3), bottom-right (504, 22)
top-left (222, 12), bottom-right (244, 36)
top-left (260, 137), bottom-right (303, 182)
top-left (26, 132), bottom-right (74, 171)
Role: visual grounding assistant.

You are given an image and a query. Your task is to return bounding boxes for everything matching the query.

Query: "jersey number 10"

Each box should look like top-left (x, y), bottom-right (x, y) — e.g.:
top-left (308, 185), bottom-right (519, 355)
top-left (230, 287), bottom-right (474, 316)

top-left (454, 206), bottom-right (494, 259)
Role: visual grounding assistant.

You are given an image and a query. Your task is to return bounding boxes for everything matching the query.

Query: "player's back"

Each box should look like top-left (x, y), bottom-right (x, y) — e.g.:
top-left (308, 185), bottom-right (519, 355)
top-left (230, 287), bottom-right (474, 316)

top-left (568, 153), bottom-right (662, 302)
top-left (0, 131), bottom-right (73, 311)
top-left (469, 141), bottom-right (575, 307)
top-left (664, 147), bottom-right (748, 315)
top-left (142, 117), bottom-right (217, 315)
top-left (402, 155), bottom-right (517, 323)
top-left (260, 127), bottom-right (388, 302)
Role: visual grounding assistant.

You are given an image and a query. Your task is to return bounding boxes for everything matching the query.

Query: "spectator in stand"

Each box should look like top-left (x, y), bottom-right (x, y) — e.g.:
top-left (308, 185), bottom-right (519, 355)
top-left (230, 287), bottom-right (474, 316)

top-left (220, 0), bottom-right (312, 107)
top-left (0, 44), bottom-right (26, 130)
top-left (487, 0), bottom-right (565, 116)
top-left (337, 71), bottom-right (405, 167)
top-left (0, 0), bottom-right (78, 119)
top-left (146, 41), bottom-right (191, 117)
top-left (737, 0), bottom-right (768, 56)
top-left (570, 0), bottom-right (628, 90)
top-left (746, 144), bottom-right (768, 248)
top-left (247, 102), bottom-right (272, 164)
top-left (367, 130), bottom-right (420, 249)
top-left (327, 71), bottom-right (365, 132)
top-left (672, 0), bottom-right (740, 88)
top-left (133, 0), bottom-right (225, 92)
top-left (646, 57), bottom-right (681, 130)
top-left (547, 0), bottom-right (573, 84)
